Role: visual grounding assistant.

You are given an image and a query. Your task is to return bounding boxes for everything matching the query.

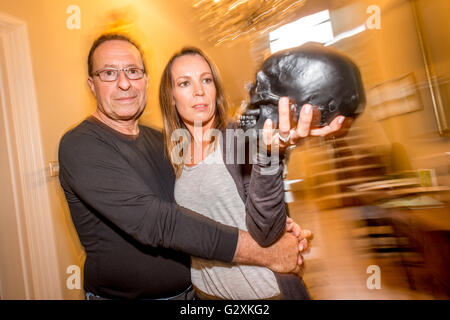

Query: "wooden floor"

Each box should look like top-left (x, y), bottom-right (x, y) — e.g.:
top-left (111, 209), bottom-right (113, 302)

top-left (288, 199), bottom-right (435, 300)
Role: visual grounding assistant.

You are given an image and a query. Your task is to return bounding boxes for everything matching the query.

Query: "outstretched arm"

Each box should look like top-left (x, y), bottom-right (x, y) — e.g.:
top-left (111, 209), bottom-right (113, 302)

top-left (245, 97), bottom-right (345, 247)
top-left (59, 130), bottom-right (302, 273)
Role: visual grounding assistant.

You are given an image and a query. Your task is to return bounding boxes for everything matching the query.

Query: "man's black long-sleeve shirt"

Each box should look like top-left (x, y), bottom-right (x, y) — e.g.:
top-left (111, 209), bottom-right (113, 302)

top-left (58, 117), bottom-right (238, 299)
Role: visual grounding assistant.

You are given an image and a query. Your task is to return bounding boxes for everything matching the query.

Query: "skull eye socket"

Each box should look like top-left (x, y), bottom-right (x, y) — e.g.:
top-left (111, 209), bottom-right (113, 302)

top-left (328, 101), bottom-right (337, 112)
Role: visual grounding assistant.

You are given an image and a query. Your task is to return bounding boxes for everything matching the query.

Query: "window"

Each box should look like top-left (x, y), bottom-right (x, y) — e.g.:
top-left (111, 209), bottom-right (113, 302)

top-left (269, 10), bottom-right (334, 54)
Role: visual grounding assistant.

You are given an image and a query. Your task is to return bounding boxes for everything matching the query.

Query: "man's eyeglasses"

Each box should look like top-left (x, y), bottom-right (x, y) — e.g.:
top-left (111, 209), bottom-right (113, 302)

top-left (92, 67), bottom-right (145, 82)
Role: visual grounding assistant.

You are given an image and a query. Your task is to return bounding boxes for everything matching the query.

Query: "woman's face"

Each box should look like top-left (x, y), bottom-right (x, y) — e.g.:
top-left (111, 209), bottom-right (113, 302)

top-left (171, 54), bottom-right (217, 129)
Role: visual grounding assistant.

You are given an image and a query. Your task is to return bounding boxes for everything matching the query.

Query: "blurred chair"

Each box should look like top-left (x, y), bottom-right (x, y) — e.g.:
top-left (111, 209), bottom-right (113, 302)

top-left (353, 206), bottom-right (427, 291)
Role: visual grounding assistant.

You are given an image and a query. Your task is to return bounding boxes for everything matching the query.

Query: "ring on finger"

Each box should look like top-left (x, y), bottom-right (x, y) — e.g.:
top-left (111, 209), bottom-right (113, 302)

top-left (277, 131), bottom-right (291, 143)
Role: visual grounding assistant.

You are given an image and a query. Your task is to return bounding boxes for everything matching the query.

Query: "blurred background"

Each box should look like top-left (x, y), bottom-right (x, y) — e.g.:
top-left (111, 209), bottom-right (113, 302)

top-left (0, 0), bottom-right (448, 299)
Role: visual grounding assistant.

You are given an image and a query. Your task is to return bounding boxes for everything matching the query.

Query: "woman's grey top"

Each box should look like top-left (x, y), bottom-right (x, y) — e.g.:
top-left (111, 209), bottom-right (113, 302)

top-left (175, 146), bottom-right (280, 299)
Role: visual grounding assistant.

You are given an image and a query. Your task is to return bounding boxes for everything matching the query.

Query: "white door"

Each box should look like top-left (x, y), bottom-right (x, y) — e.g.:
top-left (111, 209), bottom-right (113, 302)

top-left (0, 12), bottom-right (63, 299)
top-left (0, 38), bottom-right (31, 299)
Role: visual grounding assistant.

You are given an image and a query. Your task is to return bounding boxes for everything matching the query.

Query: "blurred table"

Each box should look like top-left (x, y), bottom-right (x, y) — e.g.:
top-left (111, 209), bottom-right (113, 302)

top-left (387, 205), bottom-right (450, 298)
top-left (352, 178), bottom-right (450, 298)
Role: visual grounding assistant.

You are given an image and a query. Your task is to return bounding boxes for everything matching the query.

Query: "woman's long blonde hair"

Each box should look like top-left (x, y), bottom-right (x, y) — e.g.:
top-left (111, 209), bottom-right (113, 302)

top-left (159, 47), bottom-right (228, 177)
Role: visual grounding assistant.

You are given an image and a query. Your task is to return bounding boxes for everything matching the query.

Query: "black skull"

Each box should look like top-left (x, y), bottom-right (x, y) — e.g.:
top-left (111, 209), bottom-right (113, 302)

top-left (239, 42), bottom-right (366, 131)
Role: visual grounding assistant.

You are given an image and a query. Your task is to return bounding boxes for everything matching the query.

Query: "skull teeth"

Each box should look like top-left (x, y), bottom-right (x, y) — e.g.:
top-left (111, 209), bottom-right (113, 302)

top-left (238, 114), bottom-right (257, 127)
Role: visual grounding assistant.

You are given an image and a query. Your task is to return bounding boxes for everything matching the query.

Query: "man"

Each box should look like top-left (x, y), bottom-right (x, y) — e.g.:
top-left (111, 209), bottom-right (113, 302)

top-left (58, 34), bottom-right (304, 300)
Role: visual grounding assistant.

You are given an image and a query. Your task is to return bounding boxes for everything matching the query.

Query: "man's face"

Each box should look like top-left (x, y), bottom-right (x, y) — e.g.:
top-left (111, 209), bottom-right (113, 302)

top-left (88, 40), bottom-right (148, 121)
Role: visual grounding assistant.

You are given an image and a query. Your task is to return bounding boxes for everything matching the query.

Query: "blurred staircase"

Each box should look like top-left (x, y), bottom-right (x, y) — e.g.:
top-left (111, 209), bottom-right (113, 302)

top-left (304, 126), bottom-right (389, 209)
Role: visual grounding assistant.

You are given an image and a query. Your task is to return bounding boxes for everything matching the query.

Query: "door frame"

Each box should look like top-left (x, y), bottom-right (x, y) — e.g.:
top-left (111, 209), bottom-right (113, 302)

top-left (0, 12), bottom-right (62, 299)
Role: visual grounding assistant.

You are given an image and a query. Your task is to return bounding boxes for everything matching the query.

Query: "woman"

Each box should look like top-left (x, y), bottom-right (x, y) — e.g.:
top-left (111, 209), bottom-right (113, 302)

top-left (159, 47), bottom-right (345, 299)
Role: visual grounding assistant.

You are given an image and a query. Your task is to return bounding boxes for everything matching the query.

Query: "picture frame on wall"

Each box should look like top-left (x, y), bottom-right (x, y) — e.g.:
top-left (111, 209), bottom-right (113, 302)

top-left (368, 73), bottom-right (422, 121)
